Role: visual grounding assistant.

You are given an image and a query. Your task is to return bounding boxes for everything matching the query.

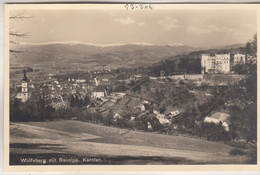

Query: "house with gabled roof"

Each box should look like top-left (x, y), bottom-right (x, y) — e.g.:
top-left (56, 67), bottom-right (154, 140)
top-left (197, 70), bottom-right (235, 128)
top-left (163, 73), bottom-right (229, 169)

top-left (204, 112), bottom-right (231, 131)
top-left (91, 85), bottom-right (108, 99)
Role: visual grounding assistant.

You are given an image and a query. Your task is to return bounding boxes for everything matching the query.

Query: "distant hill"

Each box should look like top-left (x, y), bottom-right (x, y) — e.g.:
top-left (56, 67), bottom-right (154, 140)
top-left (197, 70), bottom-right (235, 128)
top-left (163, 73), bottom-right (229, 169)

top-left (10, 42), bottom-right (246, 69)
top-left (136, 43), bottom-right (247, 77)
top-left (211, 43), bottom-right (246, 50)
top-left (10, 42), bottom-right (201, 68)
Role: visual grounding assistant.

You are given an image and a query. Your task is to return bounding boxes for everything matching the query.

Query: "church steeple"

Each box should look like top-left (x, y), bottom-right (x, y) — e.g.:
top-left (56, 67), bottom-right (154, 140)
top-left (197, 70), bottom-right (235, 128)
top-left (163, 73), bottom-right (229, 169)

top-left (22, 69), bottom-right (28, 82)
top-left (16, 69), bottom-right (30, 102)
top-left (21, 69), bottom-right (29, 102)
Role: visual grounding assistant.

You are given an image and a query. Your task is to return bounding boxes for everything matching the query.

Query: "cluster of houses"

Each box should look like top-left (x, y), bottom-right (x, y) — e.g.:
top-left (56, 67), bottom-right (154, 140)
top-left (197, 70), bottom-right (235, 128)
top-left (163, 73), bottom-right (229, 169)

top-left (15, 71), bottom-right (95, 105)
top-left (14, 67), bottom-right (235, 133)
top-left (109, 98), bottom-right (182, 128)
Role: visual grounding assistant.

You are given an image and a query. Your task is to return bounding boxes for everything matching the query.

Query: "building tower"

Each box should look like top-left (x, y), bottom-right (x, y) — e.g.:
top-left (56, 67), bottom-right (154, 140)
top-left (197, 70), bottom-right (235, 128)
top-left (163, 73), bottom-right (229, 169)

top-left (21, 70), bottom-right (29, 102)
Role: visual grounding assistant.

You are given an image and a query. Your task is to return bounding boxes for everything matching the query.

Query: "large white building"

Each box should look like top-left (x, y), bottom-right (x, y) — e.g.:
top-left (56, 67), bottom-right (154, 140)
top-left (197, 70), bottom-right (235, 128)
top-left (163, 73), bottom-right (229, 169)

top-left (201, 54), bottom-right (216, 74)
top-left (201, 53), bottom-right (246, 74)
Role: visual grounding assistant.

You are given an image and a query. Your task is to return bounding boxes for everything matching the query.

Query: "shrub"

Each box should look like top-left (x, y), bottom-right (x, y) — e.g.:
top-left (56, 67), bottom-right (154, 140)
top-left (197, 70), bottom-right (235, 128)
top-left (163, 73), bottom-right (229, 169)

top-left (179, 80), bottom-right (184, 85)
top-left (103, 112), bottom-right (114, 126)
top-left (229, 148), bottom-right (246, 155)
top-left (115, 119), bottom-right (133, 129)
top-left (227, 142), bottom-right (248, 149)
top-left (193, 122), bottom-right (231, 141)
top-left (55, 107), bottom-right (74, 119)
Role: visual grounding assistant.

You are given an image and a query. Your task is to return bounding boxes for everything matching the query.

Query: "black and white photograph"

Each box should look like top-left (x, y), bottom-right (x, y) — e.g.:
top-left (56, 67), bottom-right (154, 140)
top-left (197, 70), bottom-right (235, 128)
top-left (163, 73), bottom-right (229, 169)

top-left (4, 3), bottom-right (259, 171)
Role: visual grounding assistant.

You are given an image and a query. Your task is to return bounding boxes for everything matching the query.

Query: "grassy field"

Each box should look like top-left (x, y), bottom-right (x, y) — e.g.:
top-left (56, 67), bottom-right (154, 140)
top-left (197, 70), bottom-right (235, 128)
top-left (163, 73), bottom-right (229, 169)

top-left (10, 119), bottom-right (254, 165)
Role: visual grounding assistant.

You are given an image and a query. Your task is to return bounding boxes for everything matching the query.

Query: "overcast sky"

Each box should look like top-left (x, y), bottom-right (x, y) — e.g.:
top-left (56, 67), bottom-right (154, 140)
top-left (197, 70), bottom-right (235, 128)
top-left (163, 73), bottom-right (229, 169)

top-left (10, 9), bottom-right (257, 47)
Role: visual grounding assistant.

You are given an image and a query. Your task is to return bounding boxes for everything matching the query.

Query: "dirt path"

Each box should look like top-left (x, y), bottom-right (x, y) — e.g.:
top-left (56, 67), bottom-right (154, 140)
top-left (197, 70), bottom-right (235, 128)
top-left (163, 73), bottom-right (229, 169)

top-left (10, 120), bottom-right (251, 164)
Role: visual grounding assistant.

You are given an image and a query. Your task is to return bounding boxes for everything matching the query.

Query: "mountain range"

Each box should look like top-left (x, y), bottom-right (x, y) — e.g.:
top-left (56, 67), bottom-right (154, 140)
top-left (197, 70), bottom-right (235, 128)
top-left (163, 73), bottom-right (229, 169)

top-left (10, 42), bottom-right (245, 69)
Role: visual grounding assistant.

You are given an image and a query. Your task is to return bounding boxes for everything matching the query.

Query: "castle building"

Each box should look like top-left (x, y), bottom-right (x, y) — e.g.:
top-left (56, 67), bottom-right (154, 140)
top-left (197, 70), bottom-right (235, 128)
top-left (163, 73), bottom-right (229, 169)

top-left (201, 53), bottom-right (246, 74)
top-left (215, 54), bottom-right (231, 73)
top-left (233, 54), bottom-right (246, 65)
top-left (16, 70), bottom-right (29, 102)
top-left (201, 54), bottom-right (217, 74)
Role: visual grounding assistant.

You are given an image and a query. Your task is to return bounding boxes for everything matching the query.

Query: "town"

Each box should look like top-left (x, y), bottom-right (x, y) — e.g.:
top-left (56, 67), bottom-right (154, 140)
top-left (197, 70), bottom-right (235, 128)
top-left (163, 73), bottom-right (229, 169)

top-left (10, 46), bottom-right (257, 145)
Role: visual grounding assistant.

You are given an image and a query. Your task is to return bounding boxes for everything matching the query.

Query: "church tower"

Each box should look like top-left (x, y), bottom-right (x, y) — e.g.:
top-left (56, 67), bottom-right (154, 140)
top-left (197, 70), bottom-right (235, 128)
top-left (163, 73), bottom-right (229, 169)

top-left (21, 70), bottom-right (29, 102)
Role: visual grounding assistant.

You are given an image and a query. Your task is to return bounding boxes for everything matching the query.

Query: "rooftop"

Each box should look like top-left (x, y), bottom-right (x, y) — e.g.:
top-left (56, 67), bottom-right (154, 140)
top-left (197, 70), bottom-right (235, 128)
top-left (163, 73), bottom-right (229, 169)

top-left (210, 112), bottom-right (230, 121)
top-left (93, 85), bottom-right (107, 92)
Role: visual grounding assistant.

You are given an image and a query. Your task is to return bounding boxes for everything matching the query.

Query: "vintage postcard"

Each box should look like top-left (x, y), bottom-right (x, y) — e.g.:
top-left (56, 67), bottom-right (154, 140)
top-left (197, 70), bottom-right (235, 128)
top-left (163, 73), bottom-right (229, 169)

top-left (4, 3), bottom-right (260, 172)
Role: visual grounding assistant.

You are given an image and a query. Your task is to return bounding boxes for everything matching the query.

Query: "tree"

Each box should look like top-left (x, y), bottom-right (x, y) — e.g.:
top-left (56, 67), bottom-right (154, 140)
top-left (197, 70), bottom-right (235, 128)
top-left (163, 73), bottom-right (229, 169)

top-left (36, 96), bottom-right (45, 121)
top-left (246, 34), bottom-right (257, 57)
top-left (9, 11), bottom-right (31, 55)
top-left (83, 95), bottom-right (90, 106)
top-left (114, 83), bottom-right (128, 92)
top-left (10, 97), bottom-right (21, 121)
top-left (69, 95), bottom-right (76, 107)
top-left (103, 111), bottom-right (114, 126)
top-left (194, 122), bottom-right (231, 141)
top-left (45, 105), bottom-right (56, 120)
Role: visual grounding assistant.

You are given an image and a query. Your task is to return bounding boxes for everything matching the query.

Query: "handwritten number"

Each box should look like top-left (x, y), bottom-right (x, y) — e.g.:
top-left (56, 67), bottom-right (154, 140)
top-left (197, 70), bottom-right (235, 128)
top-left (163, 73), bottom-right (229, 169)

top-left (124, 4), bottom-right (153, 10)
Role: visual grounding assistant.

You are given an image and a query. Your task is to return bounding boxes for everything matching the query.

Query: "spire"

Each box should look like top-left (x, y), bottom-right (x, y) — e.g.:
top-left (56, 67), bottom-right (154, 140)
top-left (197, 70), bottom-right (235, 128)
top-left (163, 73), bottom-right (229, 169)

top-left (22, 69), bottom-right (28, 82)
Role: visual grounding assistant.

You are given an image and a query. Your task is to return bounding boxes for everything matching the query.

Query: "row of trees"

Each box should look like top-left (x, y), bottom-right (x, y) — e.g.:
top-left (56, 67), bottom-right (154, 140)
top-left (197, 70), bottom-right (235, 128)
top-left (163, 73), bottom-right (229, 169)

top-left (69, 94), bottom-right (90, 108)
top-left (146, 56), bottom-right (201, 77)
top-left (246, 34), bottom-right (257, 57)
top-left (10, 97), bottom-right (55, 122)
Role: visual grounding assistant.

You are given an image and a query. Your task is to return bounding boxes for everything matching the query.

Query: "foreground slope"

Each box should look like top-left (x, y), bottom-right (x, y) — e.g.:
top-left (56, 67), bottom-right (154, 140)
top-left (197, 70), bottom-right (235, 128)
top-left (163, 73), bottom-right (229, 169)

top-left (10, 120), bottom-right (253, 165)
